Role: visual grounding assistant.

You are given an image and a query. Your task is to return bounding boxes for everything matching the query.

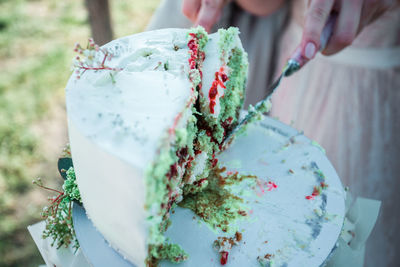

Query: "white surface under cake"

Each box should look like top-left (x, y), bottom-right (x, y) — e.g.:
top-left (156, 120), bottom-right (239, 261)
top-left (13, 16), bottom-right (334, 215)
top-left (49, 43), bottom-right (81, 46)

top-left (161, 117), bottom-right (345, 266)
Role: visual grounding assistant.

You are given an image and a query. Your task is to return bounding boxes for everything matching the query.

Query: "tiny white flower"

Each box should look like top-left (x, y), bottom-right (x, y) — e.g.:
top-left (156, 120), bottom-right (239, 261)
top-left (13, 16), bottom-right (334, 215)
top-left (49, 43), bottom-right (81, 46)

top-left (73, 58), bottom-right (81, 67)
top-left (83, 49), bottom-right (96, 66)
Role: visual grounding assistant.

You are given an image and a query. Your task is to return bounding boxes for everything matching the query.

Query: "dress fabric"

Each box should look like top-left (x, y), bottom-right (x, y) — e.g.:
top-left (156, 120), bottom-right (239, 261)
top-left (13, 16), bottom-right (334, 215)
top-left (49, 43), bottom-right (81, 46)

top-left (271, 2), bottom-right (400, 267)
top-left (147, 1), bottom-right (400, 266)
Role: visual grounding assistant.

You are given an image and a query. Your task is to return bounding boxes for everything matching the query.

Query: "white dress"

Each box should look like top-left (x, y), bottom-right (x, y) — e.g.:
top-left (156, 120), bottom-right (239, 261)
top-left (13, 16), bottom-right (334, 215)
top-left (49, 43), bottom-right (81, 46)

top-left (271, 2), bottom-right (400, 266)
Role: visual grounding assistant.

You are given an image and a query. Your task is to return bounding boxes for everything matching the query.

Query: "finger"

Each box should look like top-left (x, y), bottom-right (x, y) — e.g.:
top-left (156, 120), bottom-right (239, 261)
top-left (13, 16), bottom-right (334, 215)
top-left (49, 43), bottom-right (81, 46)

top-left (359, 0), bottom-right (392, 30)
top-left (323, 0), bottom-right (362, 55)
top-left (182, 0), bottom-right (202, 22)
top-left (301, 0), bottom-right (335, 59)
top-left (195, 0), bottom-right (223, 32)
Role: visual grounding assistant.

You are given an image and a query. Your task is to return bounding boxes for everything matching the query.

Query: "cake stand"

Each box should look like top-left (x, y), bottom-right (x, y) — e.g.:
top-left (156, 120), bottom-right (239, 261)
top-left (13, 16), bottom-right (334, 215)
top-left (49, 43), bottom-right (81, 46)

top-left (73, 116), bottom-right (346, 266)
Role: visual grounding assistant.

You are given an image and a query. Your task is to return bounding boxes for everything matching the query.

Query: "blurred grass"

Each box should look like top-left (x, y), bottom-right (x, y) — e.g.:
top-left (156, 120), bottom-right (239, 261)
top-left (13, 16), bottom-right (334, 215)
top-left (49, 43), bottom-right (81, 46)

top-left (0, 0), bottom-right (160, 266)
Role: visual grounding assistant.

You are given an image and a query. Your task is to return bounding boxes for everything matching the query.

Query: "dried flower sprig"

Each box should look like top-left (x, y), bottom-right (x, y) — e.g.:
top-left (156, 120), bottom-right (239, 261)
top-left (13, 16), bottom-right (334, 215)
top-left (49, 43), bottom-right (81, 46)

top-left (33, 167), bottom-right (81, 250)
top-left (62, 143), bottom-right (71, 158)
top-left (72, 38), bottom-right (122, 79)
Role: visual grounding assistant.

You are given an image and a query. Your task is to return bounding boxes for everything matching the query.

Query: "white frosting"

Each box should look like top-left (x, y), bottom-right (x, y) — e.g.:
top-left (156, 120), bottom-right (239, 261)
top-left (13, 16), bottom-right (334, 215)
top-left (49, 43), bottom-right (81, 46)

top-left (188, 151), bottom-right (208, 183)
top-left (201, 31), bottom-right (242, 119)
top-left (202, 33), bottom-right (224, 118)
top-left (67, 29), bottom-right (193, 169)
top-left (66, 29), bottom-right (195, 266)
top-left (68, 121), bottom-right (148, 265)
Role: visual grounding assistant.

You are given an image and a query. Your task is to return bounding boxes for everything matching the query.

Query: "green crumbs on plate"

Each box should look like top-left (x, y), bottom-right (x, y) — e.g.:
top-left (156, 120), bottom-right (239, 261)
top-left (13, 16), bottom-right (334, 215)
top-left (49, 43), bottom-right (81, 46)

top-left (179, 167), bottom-right (256, 233)
top-left (148, 243), bottom-right (188, 266)
top-left (311, 140), bottom-right (326, 154)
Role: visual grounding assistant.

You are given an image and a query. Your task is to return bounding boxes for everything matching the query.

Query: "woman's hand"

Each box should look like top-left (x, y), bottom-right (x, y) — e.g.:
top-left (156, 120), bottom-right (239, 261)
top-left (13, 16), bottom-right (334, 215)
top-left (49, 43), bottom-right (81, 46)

top-left (182, 0), bottom-right (227, 32)
top-left (300, 0), bottom-right (398, 59)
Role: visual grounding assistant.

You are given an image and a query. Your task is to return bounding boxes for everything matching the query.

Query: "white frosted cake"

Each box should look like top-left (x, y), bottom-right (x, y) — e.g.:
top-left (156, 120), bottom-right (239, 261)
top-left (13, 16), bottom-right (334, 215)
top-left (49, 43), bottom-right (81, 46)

top-left (66, 27), bottom-right (248, 266)
top-left (64, 27), bottom-right (346, 267)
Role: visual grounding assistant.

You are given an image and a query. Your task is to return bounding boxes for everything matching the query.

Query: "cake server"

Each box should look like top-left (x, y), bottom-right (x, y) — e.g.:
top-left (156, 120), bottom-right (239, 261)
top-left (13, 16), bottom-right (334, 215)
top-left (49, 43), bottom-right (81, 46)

top-left (222, 14), bottom-right (337, 148)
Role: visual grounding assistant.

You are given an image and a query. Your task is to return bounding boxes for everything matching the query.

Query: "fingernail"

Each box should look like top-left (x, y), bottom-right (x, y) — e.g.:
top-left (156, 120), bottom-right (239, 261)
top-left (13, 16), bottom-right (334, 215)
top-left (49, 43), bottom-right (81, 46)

top-left (304, 42), bottom-right (316, 59)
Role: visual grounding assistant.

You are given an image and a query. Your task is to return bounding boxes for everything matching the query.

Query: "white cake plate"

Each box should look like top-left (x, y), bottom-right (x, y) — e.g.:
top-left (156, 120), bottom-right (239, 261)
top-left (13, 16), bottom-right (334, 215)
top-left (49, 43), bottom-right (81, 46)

top-left (73, 116), bottom-right (346, 267)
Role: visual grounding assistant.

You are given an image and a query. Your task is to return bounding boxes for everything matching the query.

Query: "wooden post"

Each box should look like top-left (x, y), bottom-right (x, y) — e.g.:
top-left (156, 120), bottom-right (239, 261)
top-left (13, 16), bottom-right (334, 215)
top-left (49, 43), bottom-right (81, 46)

top-left (85, 0), bottom-right (113, 45)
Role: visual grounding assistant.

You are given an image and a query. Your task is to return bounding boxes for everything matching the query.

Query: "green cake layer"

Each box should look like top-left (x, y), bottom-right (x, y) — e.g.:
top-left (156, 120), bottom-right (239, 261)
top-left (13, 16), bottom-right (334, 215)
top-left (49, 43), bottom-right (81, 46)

top-left (144, 27), bottom-right (248, 266)
top-left (199, 27), bottom-right (248, 145)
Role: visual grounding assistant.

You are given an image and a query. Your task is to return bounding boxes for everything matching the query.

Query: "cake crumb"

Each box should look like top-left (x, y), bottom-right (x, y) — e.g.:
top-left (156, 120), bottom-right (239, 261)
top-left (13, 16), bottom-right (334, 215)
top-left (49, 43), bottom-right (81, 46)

top-left (257, 253), bottom-right (275, 267)
top-left (213, 231), bottom-right (243, 265)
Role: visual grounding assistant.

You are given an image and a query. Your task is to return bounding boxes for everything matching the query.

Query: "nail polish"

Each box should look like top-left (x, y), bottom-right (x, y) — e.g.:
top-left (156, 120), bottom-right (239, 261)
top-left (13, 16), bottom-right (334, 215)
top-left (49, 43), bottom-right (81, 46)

top-left (304, 42), bottom-right (316, 59)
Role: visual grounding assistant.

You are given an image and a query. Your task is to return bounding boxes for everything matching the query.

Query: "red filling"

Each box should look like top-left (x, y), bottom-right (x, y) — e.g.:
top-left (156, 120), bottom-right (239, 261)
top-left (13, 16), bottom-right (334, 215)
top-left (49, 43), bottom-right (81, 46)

top-left (166, 163), bottom-right (178, 181)
top-left (193, 178), bottom-right (207, 187)
top-left (220, 251), bottom-right (229, 265)
top-left (221, 73), bottom-right (228, 82)
top-left (185, 156), bottom-right (194, 169)
top-left (187, 33), bottom-right (202, 72)
top-left (221, 117), bottom-right (233, 135)
top-left (170, 33), bottom-right (204, 135)
top-left (211, 153), bottom-right (218, 168)
top-left (208, 67), bottom-right (228, 114)
top-left (209, 86), bottom-right (218, 99)
top-left (176, 147), bottom-right (189, 165)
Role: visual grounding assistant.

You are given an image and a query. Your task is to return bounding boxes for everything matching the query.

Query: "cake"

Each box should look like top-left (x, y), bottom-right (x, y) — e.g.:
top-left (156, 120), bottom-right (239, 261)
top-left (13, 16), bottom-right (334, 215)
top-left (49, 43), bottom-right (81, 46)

top-left (31, 26), bottom-right (350, 267)
top-left (65, 27), bottom-right (248, 266)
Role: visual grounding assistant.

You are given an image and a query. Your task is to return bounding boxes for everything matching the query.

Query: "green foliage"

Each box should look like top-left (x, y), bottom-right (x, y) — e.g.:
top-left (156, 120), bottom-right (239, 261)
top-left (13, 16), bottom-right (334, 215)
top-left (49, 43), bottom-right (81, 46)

top-left (35, 167), bottom-right (81, 250)
top-left (62, 168), bottom-right (81, 202)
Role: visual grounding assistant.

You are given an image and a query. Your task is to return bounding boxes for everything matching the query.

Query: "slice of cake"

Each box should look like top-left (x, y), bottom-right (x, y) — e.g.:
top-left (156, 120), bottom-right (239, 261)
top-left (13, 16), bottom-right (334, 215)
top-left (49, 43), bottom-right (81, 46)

top-left (200, 27), bottom-right (247, 144)
top-left (65, 27), bottom-right (247, 266)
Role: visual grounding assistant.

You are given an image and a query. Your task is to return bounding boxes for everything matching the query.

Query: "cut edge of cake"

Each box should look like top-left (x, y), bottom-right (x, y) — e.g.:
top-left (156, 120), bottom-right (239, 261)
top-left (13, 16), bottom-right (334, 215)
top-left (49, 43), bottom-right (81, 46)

top-left (143, 27), bottom-right (209, 265)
